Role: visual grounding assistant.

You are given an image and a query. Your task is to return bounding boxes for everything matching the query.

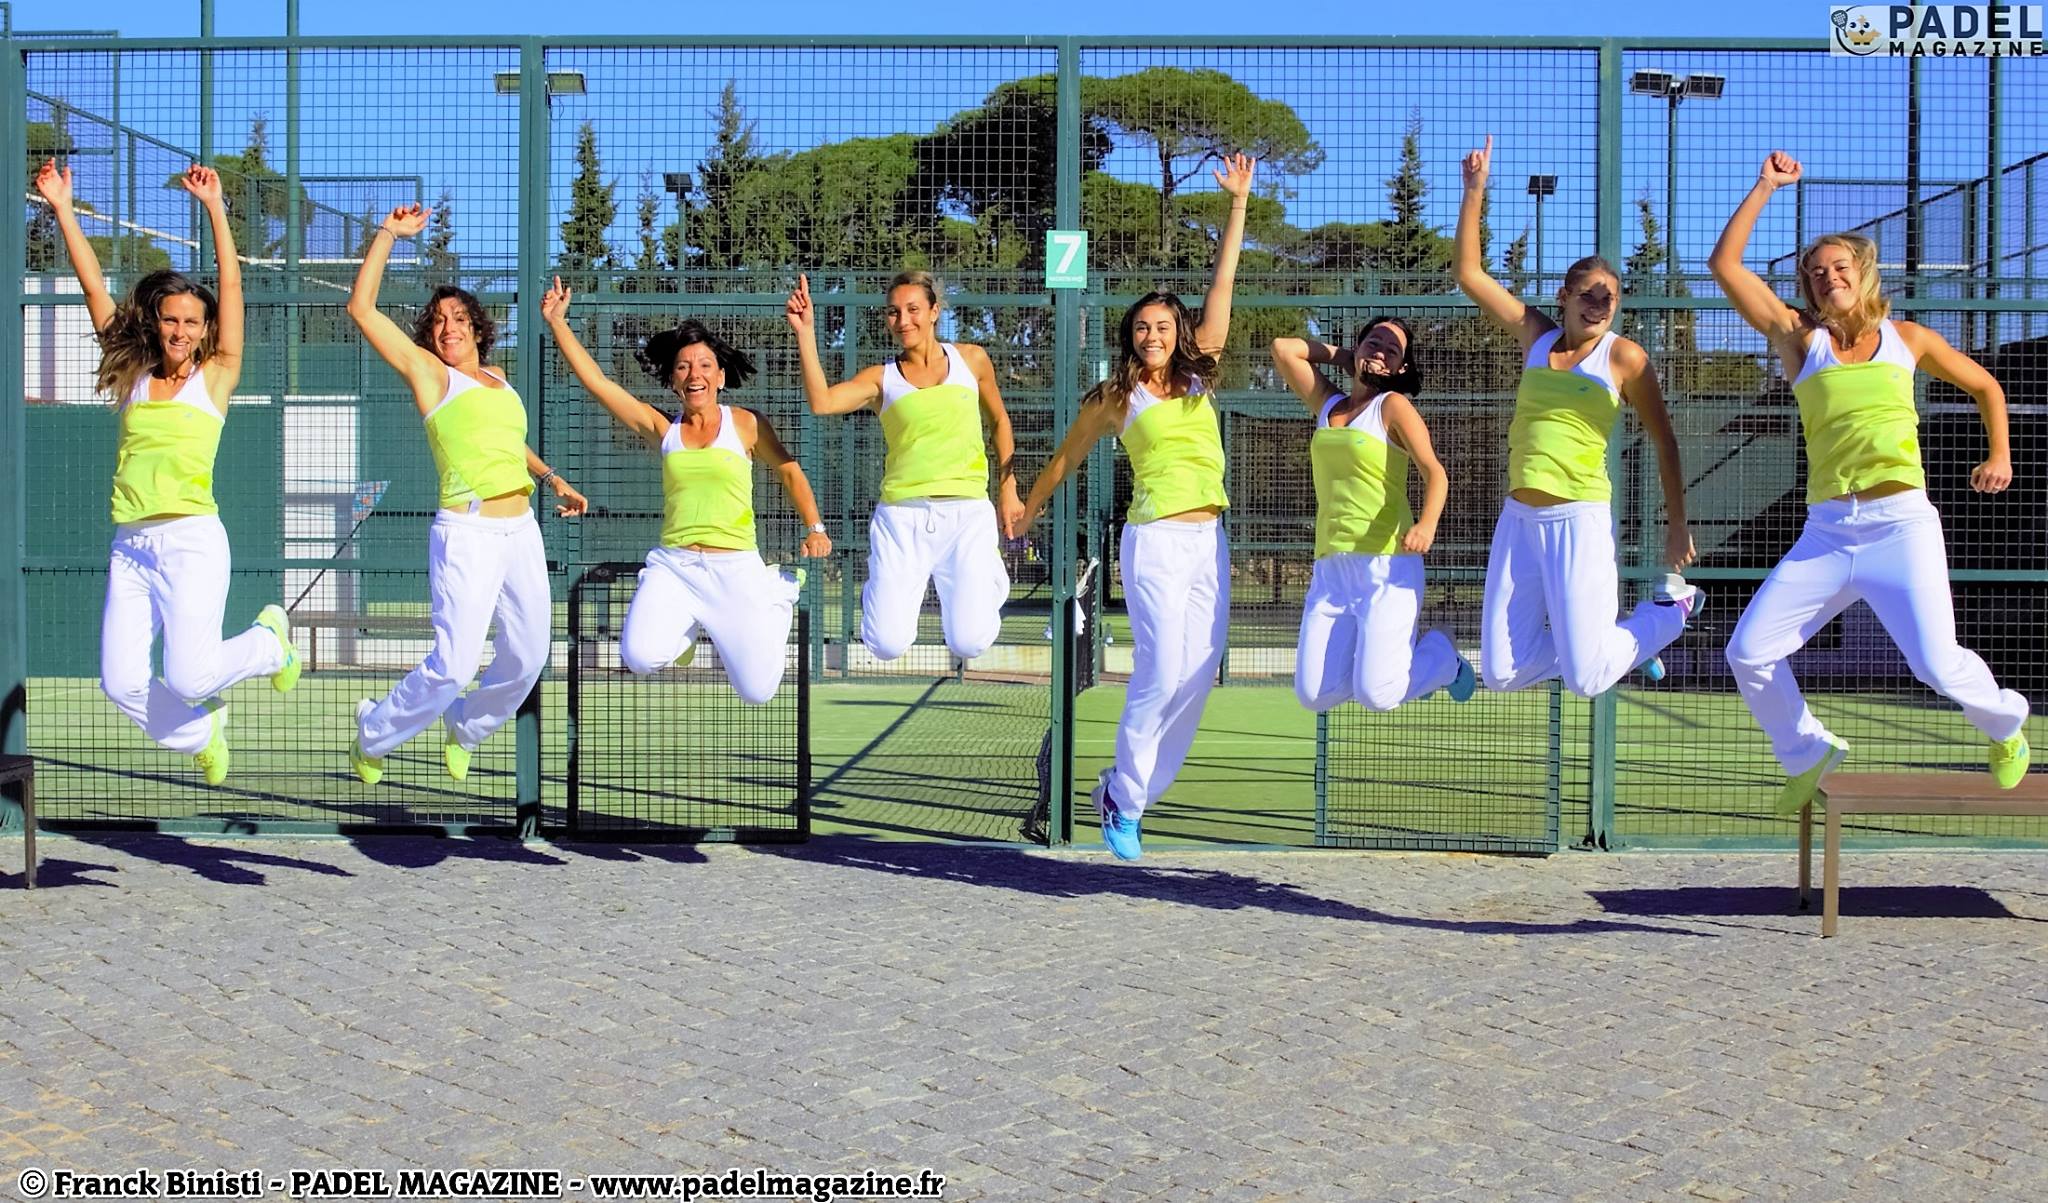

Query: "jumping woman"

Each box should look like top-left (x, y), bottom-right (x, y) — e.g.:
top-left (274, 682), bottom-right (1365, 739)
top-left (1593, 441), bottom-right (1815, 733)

top-left (1271, 316), bottom-right (1474, 713)
top-left (34, 159), bottom-right (298, 786)
top-left (1011, 152), bottom-right (1257, 861)
top-left (1710, 151), bottom-right (2029, 811)
top-left (786, 269), bottom-right (1020, 664)
top-left (1454, 136), bottom-right (1699, 701)
top-left (345, 204), bottom-right (586, 785)
top-left (543, 278), bottom-right (827, 703)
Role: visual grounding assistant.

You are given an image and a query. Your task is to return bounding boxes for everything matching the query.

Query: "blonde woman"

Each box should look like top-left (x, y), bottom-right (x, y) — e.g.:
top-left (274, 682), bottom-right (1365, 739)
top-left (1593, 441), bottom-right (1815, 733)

top-left (33, 159), bottom-right (298, 786)
top-left (787, 270), bottom-right (1020, 664)
top-left (1710, 151), bottom-right (2029, 811)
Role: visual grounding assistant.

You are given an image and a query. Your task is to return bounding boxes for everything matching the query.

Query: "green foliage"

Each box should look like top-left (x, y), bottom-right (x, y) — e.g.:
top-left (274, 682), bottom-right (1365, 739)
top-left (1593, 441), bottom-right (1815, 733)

top-left (559, 120), bottom-right (617, 281)
top-left (422, 188), bottom-right (458, 284)
top-left (172, 114), bottom-right (309, 259)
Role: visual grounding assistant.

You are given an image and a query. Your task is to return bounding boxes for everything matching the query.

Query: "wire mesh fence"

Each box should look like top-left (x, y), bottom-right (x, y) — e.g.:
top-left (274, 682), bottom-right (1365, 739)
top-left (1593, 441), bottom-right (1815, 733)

top-left (5, 36), bottom-right (2045, 848)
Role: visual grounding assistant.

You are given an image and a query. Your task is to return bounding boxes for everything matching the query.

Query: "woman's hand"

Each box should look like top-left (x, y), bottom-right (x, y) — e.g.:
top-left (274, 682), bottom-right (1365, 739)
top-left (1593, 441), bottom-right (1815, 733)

top-left (786, 273), bottom-right (815, 336)
top-left (800, 530), bottom-right (832, 558)
top-left (1665, 522), bottom-right (1698, 572)
top-left (549, 475), bottom-right (588, 517)
top-left (1462, 135), bottom-right (1493, 191)
top-left (383, 203), bottom-right (429, 239)
top-left (1971, 455), bottom-right (2013, 494)
top-left (1400, 518), bottom-right (1438, 556)
top-left (178, 164), bottom-right (225, 209)
top-left (1759, 151), bottom-right (1802, 190)
top-left (541, 276), bottom-right (572, 325)
top-left (1213, 151), bottom-right (1256, 199)
top-left (33, 159), bottom-right (73, 209)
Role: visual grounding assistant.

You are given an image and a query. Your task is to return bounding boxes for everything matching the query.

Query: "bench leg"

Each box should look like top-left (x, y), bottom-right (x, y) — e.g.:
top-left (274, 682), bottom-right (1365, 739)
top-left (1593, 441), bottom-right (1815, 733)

top-left (21, 777), bottom-right (34, 891)
top-left (1798, 801), bottom-right (1812, 908)
top-left (1822, 802), bottom-right (1841, 938)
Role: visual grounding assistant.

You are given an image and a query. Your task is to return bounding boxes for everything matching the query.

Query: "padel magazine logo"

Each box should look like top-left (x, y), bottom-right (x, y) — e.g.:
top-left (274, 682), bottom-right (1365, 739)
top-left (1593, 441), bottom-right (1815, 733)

top-left (1831, 6), bottom-right (2045, 55)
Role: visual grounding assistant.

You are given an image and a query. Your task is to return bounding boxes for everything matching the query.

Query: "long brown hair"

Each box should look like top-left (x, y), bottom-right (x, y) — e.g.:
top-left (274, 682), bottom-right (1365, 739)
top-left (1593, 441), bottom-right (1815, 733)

top-left (1083, 291), bottom-right (1221, 416)
top-left (1798, 233), bottom-right (1890, 348)
top-left (95, 269), bottom-right (218, 401)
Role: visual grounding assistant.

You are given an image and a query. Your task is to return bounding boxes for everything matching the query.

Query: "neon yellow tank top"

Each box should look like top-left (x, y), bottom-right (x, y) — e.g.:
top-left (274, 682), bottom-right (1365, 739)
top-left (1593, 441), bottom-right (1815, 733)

top-left (425, 367), bottom-right (532, 511)
top-left (110, 370), bottom-right (223, 524)
top-left (1118, 377), bottom-right (1229, 524)
top-left (659, 405), bottom-right (756, 550)
top-left (1790, 321), bottom-right (1925, 503)
top-left (878, 343), bottom-right (987, 503)
top-left (1312, 393), bottom-right (1413, 558)
top-left (1508, 329), bottom-right (1621, 502)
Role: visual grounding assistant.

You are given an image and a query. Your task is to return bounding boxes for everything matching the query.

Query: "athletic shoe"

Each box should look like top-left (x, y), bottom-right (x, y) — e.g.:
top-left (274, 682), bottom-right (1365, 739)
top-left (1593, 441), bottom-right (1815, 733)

top-left (444, 735), bottom-right (473, 783)
top-left (193, 703), bottom-right (230, 786)
top-left (1094, 769), bottom-right (1142, 861)
top-left (1775, 735), bottom-right (1849, 816)
top-left (1990, 733), bottom-right (2031, 790)
top-left (349, 698), bottom-right (384, 786)
top-left (252, 604), bottom-right (301, 693)
top-left (1639, 656), bottom-right (1667, 683)
top-left (1654, 573), bottom-right (1704, 624)
top-left (1446, 653), bottom-right (1477, 703)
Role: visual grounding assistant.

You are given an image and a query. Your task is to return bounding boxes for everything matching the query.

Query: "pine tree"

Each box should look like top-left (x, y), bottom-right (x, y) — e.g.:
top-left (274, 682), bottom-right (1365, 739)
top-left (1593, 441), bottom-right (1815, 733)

top-left (559, 121), bottom-right (617, 282)
top-left (422, 189), bottom-right (458, 284)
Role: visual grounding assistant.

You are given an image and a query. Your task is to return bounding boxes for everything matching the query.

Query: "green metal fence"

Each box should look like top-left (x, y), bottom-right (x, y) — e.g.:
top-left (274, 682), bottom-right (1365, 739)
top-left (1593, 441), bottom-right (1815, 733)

top-left (3, 34), bottom-right (2043, 849)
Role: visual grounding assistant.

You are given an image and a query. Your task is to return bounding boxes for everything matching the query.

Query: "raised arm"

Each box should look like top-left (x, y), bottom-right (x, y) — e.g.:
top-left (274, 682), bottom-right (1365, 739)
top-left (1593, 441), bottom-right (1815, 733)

top-left (1709, 152), bottom-right (1808, 360)
top-left (744, 409), bottom-right (832, 558)
top-left (1615, 339), bottom-right (1695, 571)
top-left (540, 277), bottom-right (666, 448)
top-left (181, 166), bottom-right (243, 406)
top-left (1897, 321), bottom-right (2012, 494)
top-left (1192, 153), bottom-right (1256, 356)
top-left (1455, 136), bottom-right (1549, 349)
top-left (786, 273), bottom-right (883, 415)
top-left (346, 204), bottom-right (446, 411)
top-left (32, 161), bottom-right (117, 331)
top-left (962, 343), bottom-right (1025, 533)
top-left (1270, 336), bottom-right (1346, 413)
top-left (1010, 394), bottom-right (1118, 539)
top-left (1382, 393), bottom-right (1448, 555)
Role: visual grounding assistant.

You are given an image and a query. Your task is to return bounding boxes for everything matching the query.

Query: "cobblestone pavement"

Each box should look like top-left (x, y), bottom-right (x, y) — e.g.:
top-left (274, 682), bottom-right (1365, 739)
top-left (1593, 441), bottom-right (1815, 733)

top-left (2, 836), bottom-right (2046, 1203)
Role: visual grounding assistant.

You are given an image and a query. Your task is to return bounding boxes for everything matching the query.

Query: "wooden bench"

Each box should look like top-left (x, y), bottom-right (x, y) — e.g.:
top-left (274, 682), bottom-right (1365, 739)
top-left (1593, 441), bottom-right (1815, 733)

top-left (1798, 773), bottom-right (2048, 936)
top-left (0, 755), bottom-right (34, 890)
top-left (287, 609), bottom-right (436, 672)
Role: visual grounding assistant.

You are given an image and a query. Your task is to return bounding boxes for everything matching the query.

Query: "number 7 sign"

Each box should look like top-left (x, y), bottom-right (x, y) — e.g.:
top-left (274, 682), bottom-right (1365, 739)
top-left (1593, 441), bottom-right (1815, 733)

top-left (1044, 230), bottom-right (1088, 289)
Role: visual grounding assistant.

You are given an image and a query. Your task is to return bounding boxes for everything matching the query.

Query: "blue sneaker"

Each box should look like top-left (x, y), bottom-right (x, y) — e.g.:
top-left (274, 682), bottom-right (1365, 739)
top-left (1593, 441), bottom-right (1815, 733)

top-left (1640, 656), bottom-right (1667, 682)
top-left (1655, 573), bottom-right (1704, 624)
top-left (1094, 769), bottom-right (1143, 861)
top-left (1446, 654), bottom-right (1477, 703)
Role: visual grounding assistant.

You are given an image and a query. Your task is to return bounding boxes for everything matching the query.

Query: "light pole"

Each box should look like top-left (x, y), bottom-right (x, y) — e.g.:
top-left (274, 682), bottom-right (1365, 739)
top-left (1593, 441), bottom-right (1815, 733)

top-left (1526, 175), bottom-right (1557, 294)
top-left (493, 70), bottom-right (588, 105)
top-left (1629, 70), bottom-right (1725, 296)
top-left (663, 171), bottom-right (692, 292)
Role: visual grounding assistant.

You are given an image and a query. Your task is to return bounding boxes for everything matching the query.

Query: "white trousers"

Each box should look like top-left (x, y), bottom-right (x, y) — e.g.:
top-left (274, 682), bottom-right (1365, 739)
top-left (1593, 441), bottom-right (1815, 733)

top-left (100, 514), bottom-right (285, 755)
top-left (1295, 553), bottom-right (1460, 713)
top-left (1726, 490), bottom-right (2029, 775)
top-left (359, 510), bottom-right (551, 759)
top-left (620, 547), bottom-right (800, 705)
top-left (1111, 519), bottom-right (1229, 817)
top-left (1481, 498), bottom-right (1685, 698)
top-left (862, 497), bottom-right (1010, 661)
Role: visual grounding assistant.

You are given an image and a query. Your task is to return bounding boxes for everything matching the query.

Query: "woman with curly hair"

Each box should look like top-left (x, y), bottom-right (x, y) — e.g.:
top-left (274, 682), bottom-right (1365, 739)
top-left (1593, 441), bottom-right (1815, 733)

top-left (33, 159), bottom-right (298, 787)
top-left (542, 278), bottom-right (828, 703)
top-left (1011, 152), bottom-right (1257, 861)
top-left (344, 204), bottom-right (587, 785)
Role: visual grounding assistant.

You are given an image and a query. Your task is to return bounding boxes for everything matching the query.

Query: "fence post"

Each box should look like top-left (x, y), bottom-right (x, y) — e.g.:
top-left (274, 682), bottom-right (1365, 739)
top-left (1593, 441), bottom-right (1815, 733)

top-left (1048, 36), bottom-right (1082, 846)
top-left (514, 37), bottom-right (547, 836)
top-left (1589, 38), bottom-right (1624, 850)
top-left (1, 36), bottom-right (26, 768)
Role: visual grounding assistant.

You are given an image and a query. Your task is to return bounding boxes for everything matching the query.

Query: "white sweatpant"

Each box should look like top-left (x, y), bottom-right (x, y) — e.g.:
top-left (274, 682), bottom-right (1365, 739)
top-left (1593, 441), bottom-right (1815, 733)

top-left (1111, 519), bottom-right (1229, 817)
top-left (359, 509), bottom-right (551, 759)
top-left (100, 514), bottom-right (285, 755)
top-left (1295, 553), bottom-right (1460, 713)
top-left (862, 497), bottom-right (1010, 661)
top-left (1481, 498), bottom-right (1685, 698)
top-left (1726, 490), bottom-right (2029, 775)
top-left (620, 547), bottom-right (800, 705)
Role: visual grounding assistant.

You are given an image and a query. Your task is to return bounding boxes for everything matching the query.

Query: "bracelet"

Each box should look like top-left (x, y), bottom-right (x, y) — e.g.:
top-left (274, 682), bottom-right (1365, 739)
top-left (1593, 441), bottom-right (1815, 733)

top-left (807, 522), bottom-right (828, 535)
top-left (374, 227), bottom-right (396, 241)
top-left (536, 469), bottom-right (558, 488)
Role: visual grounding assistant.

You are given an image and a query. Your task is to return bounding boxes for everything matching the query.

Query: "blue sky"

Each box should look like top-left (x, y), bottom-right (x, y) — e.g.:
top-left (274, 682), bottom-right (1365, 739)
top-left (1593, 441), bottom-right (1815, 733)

top-left (16, 0), bottom-right (1824, 39)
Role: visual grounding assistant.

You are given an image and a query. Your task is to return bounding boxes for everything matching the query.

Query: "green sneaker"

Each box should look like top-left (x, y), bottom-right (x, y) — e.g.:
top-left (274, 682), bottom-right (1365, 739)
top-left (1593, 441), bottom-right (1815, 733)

top-left (1775, 737), bottom-right (1849, 816)
top-left (193, 703), bottom-right (230, 786)
top-left (1990, 734), bottom-right (2030, 789)
top-left (253, 604), bottom-right (301, 693)
top-left (444, 736), bottom-right (472, 783)
top-left (350, 699), bottom-right (384, 786)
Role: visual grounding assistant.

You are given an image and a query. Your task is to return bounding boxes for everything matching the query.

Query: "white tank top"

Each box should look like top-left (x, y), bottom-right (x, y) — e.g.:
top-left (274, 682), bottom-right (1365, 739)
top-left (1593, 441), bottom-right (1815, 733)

top-left (1524, 328), bottom-right (1620, 396)
top-left (879, 343), bottom-right (976, 412)
top-left (1791, 319), bottom-right (1916, 387)
top-left (660, 404), bottom-right (750, 457)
